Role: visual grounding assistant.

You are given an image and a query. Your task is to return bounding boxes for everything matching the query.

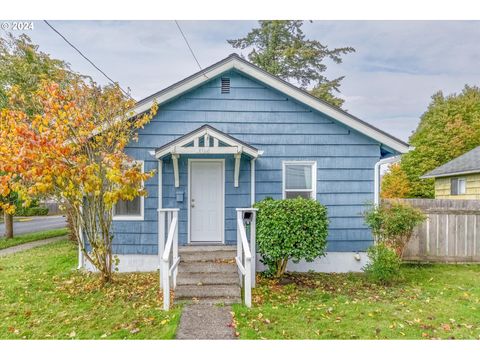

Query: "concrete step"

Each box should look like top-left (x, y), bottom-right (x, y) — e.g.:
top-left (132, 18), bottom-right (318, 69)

top-left (178, 297), bottom-right (242, 305)
top-left (179, 245), bottom-right (236, 253)
top-left (175, 284), bottom-right (241, 299)
top-left (176, 272), bottom-right (239, 286)
top-left (180, 250), bottom-right (236, 262)
top-left (178, 261), bottom-right (237, 274)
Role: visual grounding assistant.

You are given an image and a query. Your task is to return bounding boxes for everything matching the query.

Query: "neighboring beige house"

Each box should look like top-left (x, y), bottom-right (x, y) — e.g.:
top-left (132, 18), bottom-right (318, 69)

top-left (422, 146), bottom-right (480, 200)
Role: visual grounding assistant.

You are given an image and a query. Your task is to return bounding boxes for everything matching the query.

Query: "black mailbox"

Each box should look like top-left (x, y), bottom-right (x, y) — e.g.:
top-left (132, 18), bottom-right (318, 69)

top-left (242, 211), bottom-right (253, 225)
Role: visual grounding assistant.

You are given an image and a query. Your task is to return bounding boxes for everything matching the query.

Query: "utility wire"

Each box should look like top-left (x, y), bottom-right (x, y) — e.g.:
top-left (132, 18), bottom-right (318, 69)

top-left (43, 20), bottom-right (132, 98)
top-left (174, 20), bottom-right (207, 78)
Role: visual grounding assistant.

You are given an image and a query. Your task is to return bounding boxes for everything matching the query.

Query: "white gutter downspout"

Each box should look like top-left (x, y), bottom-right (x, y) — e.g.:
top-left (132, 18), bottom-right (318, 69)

top-left (374, 155), bottom-right (401, 205)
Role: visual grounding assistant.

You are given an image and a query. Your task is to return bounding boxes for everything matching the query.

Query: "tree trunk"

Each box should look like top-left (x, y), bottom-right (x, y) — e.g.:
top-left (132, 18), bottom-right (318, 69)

top-left (275, 258), bottom-right (289, 278)
top-left (4, 212), bottom-right (13, 239)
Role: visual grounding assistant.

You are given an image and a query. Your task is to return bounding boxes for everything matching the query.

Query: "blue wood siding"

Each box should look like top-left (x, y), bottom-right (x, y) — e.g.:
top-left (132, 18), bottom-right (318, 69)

top-left (112, 70), bottom-right (385, 254)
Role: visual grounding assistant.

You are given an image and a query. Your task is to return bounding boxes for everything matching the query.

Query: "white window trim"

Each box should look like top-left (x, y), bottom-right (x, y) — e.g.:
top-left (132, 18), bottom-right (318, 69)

top-left (459, 178), bottom-right (467, 195)
top-left (113, 160), bottom-right (145, 221)
top-left (282, 160), bottom-right (317, 200)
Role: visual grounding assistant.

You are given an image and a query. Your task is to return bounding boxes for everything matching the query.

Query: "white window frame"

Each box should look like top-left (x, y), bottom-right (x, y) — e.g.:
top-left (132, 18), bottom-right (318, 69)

top-left (113, 160), bottom-right (145, 221)
top-left (451, 177), bottom-right (466, 196)
top-left (282, 160), bottom-right (317, 200)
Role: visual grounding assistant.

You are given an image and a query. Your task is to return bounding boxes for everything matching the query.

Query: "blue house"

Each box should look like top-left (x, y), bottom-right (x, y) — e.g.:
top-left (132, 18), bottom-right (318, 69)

top-left (80, 54), bottom-right (408, 306)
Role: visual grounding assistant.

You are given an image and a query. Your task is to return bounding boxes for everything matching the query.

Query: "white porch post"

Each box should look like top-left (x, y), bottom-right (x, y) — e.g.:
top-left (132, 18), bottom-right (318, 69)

top-left (158, 159), bottom-right (164, 288)
top-left (250, 210), bottom-right (256, 288)
top-left (236, 211), bottom-right (243, 285)
top-left (158, 159), bottom-right (163, 208)
top-left (234, 151), bottom-right (242, 188)
top-left (250, 159), bottom-right (256, 287)
top-left (250, 158), bottom-right (256, 206)
top-left (158, 210), bottom-right (165, 288)
top-left (172, 153), bottom-right (180, 188)
top-left (172, 210), bottom-right (179, 289)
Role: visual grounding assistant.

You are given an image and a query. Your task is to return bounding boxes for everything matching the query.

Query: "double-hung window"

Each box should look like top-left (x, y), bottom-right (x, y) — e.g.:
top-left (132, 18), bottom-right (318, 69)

top-left (282, 161), bottom-right (317, 199)
top-left (451, 177), bottom-right (466, 195)
top-left (113, 160), bottom-right (145, 220)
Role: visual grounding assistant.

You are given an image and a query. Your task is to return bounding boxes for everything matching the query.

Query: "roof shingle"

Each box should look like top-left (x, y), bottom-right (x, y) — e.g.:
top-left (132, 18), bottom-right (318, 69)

top-left (422, 146), bottom-right (480, 178)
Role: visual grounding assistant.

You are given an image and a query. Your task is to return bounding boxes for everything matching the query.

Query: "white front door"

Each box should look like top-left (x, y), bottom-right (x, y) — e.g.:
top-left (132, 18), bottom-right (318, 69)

top-left (189, 160), bottom-right (224, 243)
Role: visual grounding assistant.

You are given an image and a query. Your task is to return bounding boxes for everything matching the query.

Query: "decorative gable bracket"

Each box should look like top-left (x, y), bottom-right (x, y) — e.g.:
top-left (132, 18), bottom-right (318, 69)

top-left (155, 125), bottom-right (262, 188)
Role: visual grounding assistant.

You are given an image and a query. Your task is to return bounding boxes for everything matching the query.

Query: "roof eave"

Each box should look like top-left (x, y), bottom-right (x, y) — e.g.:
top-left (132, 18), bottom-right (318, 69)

top-left (421, 169), bottom-right (480, 179)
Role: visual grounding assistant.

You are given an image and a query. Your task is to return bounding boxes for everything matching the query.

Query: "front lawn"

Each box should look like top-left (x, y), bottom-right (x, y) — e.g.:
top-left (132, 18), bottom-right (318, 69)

top-left (0, 228), bottom-right (69, 250)
top-left (0, 240), bottom-right (180, 339)
top-left (233, 265), bottom-right (480, 339)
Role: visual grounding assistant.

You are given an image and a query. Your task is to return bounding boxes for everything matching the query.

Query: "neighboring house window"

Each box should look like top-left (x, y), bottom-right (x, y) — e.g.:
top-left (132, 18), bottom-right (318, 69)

top-left (282, 161), bottom-right (317, 199)
top-left (113, 160), bottom-right (144, 220)
top-left (451, 177), bottom-right (466, 195)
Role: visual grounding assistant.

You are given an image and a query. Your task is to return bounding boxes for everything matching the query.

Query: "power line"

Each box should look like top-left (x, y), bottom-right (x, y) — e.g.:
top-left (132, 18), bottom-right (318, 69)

top-left (43, 20), bottom-right (132, 98)
top-left (174, 20), bottom-right (207, 78)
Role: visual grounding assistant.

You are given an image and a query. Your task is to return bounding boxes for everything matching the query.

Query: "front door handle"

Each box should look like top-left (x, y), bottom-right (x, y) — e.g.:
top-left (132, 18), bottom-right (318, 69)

top-left (191, 198), bottom-right (195, 208)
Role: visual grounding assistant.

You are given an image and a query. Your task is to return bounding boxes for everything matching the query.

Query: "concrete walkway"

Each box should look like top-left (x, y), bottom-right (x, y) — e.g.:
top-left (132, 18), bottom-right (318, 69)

top-left (0, 236), bottom-right (65, 257)
top-left (176, 304), bottom-right (236, 340)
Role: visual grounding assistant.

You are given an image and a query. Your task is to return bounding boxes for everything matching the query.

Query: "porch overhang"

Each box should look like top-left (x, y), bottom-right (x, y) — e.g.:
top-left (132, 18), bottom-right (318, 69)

top-left (154, 124), bottom-right (262, 188)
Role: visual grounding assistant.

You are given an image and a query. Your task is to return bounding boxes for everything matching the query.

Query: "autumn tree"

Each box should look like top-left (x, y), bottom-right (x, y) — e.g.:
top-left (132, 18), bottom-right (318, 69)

top-left (398, 85), bottom-right (480, 198)
top-left (381, 163), bottom-right (411, 199)
top-left (0, 33), bottom-right (74, 238)
top-left (228, 20), bottom-right (355, 108)
top-left (0, 79), bottom-right (157, 283)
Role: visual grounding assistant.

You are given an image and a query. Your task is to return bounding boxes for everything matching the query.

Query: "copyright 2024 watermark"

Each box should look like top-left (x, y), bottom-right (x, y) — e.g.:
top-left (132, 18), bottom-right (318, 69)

top-left (1, 21), bottom-right (34, 31)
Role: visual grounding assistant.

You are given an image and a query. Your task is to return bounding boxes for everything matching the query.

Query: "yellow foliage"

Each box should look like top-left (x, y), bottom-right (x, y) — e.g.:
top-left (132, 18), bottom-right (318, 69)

top-left (0, 77), bottom-right (157, 281)
top-left (381, 163), bottom-right (411, 199)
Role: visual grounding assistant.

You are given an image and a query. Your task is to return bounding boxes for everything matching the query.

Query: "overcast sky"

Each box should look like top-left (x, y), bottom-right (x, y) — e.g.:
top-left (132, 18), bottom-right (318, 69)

top-left (2, 20), bottom-right (480, 142)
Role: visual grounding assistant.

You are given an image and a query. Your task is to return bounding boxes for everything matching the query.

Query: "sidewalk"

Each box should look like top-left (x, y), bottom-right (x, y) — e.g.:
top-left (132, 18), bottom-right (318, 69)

top-left (0, 236), bottom-right (65, 257)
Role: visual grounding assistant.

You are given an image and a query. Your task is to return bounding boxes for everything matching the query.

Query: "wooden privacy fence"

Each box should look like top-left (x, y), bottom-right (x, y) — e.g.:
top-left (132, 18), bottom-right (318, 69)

top-left (393, 199), bottom-right (480, 263)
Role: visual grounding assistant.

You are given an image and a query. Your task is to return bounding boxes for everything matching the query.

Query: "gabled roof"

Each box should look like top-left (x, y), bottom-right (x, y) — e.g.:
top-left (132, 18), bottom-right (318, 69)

top-left (155, 124), bottom-right (261, 158)
top-left (421, 146), bottom-right (480, 179)
top-left (133, 53), bottom-right (410, 154)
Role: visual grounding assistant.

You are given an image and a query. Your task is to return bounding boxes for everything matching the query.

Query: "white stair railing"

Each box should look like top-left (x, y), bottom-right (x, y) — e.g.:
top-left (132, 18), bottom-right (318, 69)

top-left (158, 208), bottom-right (180, 311)
top-left (235, 208), bottom-right (257, 308)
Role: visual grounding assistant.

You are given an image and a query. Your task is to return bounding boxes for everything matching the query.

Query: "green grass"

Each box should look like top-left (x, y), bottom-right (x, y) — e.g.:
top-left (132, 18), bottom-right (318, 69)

top-left (0, 228), bottom-right (69, 250)
top-left (233, 265), bottom-right (480, 339)
top-left (0, 241), bottom-right (181, 339)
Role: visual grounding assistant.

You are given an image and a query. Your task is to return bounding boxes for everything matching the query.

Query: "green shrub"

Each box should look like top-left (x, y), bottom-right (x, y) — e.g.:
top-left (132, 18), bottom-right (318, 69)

top-left (15, 207), bottom-right (49, 216)
top-left (255, 197), bottom-right (329, 278)
top-left (364, 201), bottom-right (426, 257)
top-left (363, 243), bottom-right (401, 284)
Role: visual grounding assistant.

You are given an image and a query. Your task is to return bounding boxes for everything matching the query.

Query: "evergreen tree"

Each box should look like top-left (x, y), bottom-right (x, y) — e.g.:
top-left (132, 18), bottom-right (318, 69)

top-left (228, 21), bottom-right (354, 108)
